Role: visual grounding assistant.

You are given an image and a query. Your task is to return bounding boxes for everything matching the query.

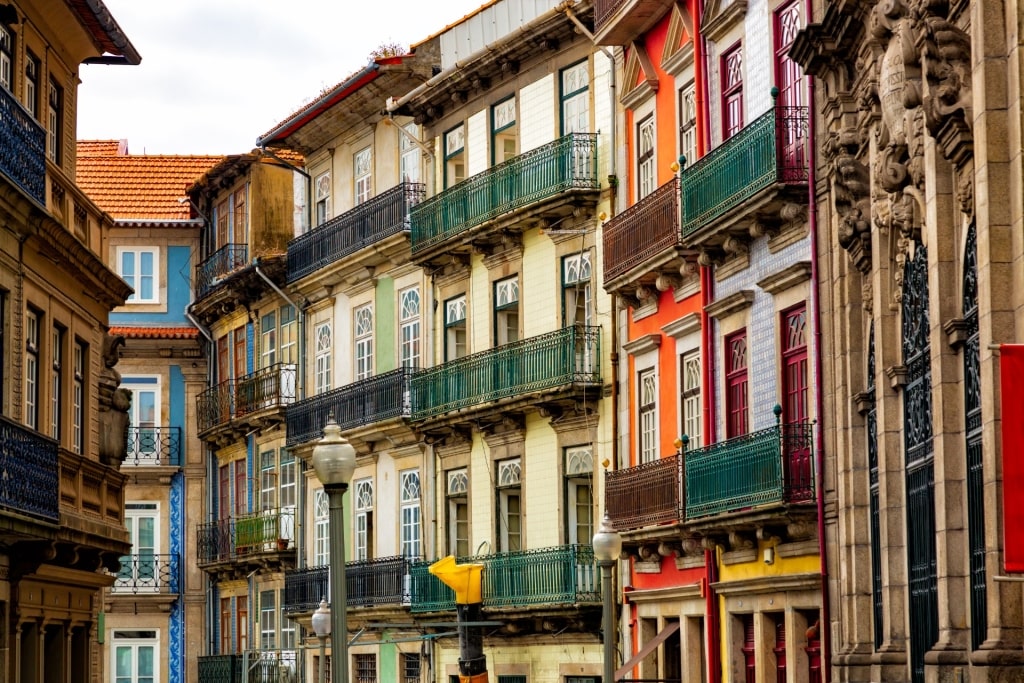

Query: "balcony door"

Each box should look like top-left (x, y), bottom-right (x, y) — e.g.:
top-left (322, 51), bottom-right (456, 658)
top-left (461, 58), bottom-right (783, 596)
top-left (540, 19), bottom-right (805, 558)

top-left (119, 502), bottom-right (159, 593)
top-left (112, 631), bottom-right (157, 683)
top-left (774, 0), bottom-right (807, 173)
top-left (123, 376), bottom-right (160, 464)
top-left (781, 304), bottom-right (812, 500)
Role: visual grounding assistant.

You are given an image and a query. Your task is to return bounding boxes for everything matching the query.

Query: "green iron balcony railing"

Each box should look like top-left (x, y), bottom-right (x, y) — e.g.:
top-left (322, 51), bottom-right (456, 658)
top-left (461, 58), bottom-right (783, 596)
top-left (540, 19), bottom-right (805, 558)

top-left (0, 414), bottom-right (58, 521)
top-left (287, 182), bottom-right (425, 283)
top-left (605, 452), bottom-right (683, 532)
top-left (603, 176), bottom-right (680, 284)
top-left (125, 426), bottom-right (182, 466)
top-left (0, 85), bottom-right (45, 206)
top-left (410, 133), bottom-right (599, 255)
top-left (199, 652), bottom-right (298, 683)
top-left (684, 420), bottom-right (814, 519)
top-left (198, 365), bottom-right (296, 434)
top-left (285, 367), bottom-right (416, 447)
top-left (409, 544), bottom-right (600, 613)
top-left (284, 556), bottom-right (411, 613)
top-left (680, 105), bottom-right (808, 236)
top-left (196, 243), bottom-right (249, 299)
top-left (197, 508), bottom-right (295, 565)
top-left (198, 655), bottom-right (243, 683)
top-left (111, 553), bottom-right (180, 594)
top-left (412, 324), bottom-right (600, 421)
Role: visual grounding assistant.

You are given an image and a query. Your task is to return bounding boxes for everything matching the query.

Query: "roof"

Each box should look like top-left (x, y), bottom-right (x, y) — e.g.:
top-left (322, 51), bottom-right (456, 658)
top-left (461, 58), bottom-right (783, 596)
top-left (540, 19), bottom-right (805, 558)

top-left (410, 0), bottom-right (501, 49)
top-left (109, 326), bottom-right (200, 340)
top-left (67, 0), bottom-right (142, 65)
top-left (186, 148), bottom-right (304, 196)
top-left (78, 139), bottom-right (129, 157)
top-left (76, 145), bottom-right (223, 222)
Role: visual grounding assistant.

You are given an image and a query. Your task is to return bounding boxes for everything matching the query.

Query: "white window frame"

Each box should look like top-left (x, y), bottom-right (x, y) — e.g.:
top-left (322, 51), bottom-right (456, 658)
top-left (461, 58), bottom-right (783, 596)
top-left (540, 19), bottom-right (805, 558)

top-left (354, 304), bottom-right (374, 381)
top-left (314, 489), bottom-right (329, 566)
top-left (447, 469), bottom-right (469, 558)
top-left (639, 368), bottom-right (658, 463)
top-left (682, 350), bottom-right (702, 448)
top-left (73, 340), bottom-right (84, 454)
top-left (123, 375), bottom-right (161, 465)
top-left (112, 630), bottom-right (158, 683)
top-left (51, 326), bottom-right (62, 440)
top-left (117, 247), bottom-right (160, 304)
top-left (444, 124), bottom-right (466, 188)
top-left (400, 123), bottom-right (422, 184)
top-left (561, 60), bottom-right (590, 135)
top-left (261, 310), bottom-right (277, 368)
top-left (0, 25), bottom-right (11, 92)
top-left (399, 287), bottom-right (421, 368)
top-left (400, 470), bottom-right (421, 559)
top-left (679, 82), bottom-right (698, 170)
top-left (315, 171), bottom-right (331, 226)
top-left (315, 322), bottom-right (332, 393)
top-left (47, 78), bottom-right (61, 164)
top-left (25, 309), bottom-right (39, 430)
top-left (563, 252), bottom-right (593, 327)
top-left (354, 147), bottom-right (373, 205)
top-left (494, 277), bottom-right (520, 345)
top-left (637, 115), bottom-right (656, 199)
top-left (445, 295), bottom-right (467, 361)
top-left (260, 589), bottom-right (277, 649)
top-left (118, 502), bottom-right (160, 593)
top-left (565, 446), bottom-right (594, 545)
top-left (354, 478), bottom-right (374, 561)
top-left (497, 458), bottom-right (522, 552)
top-left (280, 305), bottom-right (297, 364)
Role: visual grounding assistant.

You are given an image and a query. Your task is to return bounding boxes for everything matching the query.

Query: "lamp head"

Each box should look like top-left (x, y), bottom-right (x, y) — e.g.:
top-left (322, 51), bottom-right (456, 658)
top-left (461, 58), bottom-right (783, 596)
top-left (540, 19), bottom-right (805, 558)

top-left (311, 414), bottom-right (356, 489)
top-left (311, 598), bottom-right (331, 637)
top-left (592, 511), bottom-right (622, 562)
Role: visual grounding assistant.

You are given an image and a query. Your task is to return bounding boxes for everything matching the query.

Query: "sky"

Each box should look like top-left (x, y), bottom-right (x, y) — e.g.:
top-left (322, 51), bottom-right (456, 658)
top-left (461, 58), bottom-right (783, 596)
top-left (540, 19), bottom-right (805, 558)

top-left (77, 0), bottom-right (489, 155)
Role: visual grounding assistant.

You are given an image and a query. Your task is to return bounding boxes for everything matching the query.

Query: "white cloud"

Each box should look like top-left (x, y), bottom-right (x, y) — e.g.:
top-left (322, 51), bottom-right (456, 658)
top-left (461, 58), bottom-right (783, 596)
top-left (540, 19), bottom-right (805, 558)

top-left (78, 0), bottom-right (487, 154)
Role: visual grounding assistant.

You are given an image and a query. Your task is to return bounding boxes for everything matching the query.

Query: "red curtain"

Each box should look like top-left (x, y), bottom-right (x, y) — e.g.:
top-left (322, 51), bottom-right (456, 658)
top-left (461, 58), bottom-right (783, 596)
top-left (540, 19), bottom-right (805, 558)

top-left (1001, 344), bottom-right (1024, 572)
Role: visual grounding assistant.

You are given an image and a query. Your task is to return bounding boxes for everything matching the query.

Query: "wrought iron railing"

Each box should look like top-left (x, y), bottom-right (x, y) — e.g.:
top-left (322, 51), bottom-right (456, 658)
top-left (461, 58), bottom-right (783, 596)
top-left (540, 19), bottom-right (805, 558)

top-left (287, 182), bottom-right (425, 283)
top-left (0, 415), bottom-right (58, 521)
top-left (603, 177), bottom-right (680, 283)
top-left (411, 325), bottom-right (600, 421)
top-left (236, 364), bottom-right (296, 416)
top-left (197, 509), bottom-right (295, 565)
top-left (284, 556), bottom-right (412, 613)
top-left (286, 367), bottom-right (416, 447)
top-left (244, 650), bottom-right (298, 683)
top-left (124, 426), bottom-right (182, 466)
top-left (196, 243), bottom-right (249, 298)
top-left (684, 421), bottom-right (814, 518)
top-left (0, 85), bottom-right (45, 205)
top-left (594, 0), bottom-right (632, 34)
top-left (111, 553), bottom-right (180, 594)
top-left (409, 545), bottom-right (600, 613)
top-left (410, 133), bottom-right (599, 254)
top-left (680, 106), bottom-right (808, 236)
top-left (198, 655), bottom-right (243, 683)
top-left (197, 379), bottom-right (235, 433)
top-left (605, 452), bottom-right (683, 531)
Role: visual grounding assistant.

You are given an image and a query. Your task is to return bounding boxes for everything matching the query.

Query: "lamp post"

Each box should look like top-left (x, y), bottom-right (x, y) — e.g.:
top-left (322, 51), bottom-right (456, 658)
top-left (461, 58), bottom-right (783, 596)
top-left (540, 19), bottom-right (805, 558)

top-left (311, 599), bottom-right (331, 683)
top-left (311, 415), bottom-right (356, 683)
top-left (593, 512), bottom-right (623, 683)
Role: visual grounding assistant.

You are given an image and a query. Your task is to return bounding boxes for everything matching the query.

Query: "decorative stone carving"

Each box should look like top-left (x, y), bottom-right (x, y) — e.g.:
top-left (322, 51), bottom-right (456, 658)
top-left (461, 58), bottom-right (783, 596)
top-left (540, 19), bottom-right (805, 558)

top-left (98, 333), bottom-right (130, 467)
top-left (728, 530), bottom-right (754, 551)
top-left (655, 273), bottom-right (681, 292)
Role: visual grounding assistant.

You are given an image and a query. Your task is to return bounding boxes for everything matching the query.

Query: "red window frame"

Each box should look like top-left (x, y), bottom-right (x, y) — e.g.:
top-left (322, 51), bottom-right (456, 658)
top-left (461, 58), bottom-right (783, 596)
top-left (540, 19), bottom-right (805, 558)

top-left (721, 44), bottom-right (744, 140)
top-left (233, 327), bottom-right (247, 380)
top-left (781, 303), bottom-right (809, 423)
top-left (725, 330), bottom-right (749, 438)
top-left (235, 459), bottom-right (247, 515)
top-left (217, 335), bottom-right (230, 383)
top-left (741, 614), bottom-right (755, 683)
top-left (772, 615), bottom-right (787, 683)
top-left (219, 464), bottom-right (231, 520)
top-left (773, 1), bottom-right (803, 109)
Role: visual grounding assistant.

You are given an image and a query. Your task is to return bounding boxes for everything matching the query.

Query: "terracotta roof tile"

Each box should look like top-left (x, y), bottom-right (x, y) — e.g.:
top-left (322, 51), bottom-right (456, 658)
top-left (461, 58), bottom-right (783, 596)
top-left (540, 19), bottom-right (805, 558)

top-left (110, 326), bottom-right (200, 340)
top-left (78, 139), bottom-right (129, 157)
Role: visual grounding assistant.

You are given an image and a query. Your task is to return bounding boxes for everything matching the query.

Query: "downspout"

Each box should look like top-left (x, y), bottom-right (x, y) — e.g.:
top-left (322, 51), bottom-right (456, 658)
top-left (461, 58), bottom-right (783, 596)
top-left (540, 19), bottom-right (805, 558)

top-left (185, 310), bottom-right (213, 343)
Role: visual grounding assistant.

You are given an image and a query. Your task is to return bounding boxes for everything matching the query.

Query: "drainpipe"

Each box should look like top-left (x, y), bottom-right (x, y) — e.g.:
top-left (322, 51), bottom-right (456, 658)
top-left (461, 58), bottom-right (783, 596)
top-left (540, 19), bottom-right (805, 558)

top-left (185, 310), bottom-right (213, 343)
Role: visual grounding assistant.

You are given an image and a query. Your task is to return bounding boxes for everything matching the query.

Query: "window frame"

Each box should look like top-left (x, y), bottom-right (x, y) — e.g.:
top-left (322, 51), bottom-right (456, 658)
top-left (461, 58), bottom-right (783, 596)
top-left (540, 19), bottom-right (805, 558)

top-left (25, 308), bottom-right (40, 430)
top-left (490, 95), bottom-right (518, 166)
top-left (354, 146), bottom-right (373, 205)
top-left (0, 25), bottom-right (11, 93)
top-left (315, 171), bottom-right (331, 226)
top-left (315, 322), bottom-right (332, 393)
top-left (637, 114), bottom-right (656, 199)
top-left (681, 350), bottom-right (701, 448)
top-left (493, 276), bottom-right (520, 346)
top-left (725, 329), bottom-right (749, 437)
top-left (399, 286), bottom-right (421, 368)
top-left (444, 124), bottom-right (466, 189)
top-left (72, 339), bottom-right (86, 454)
top-left (721, 44), bottom-right (744, 141)
top-left (25, 50), bottom-right (39, 118)
top-left (446, 469), bottom-right (469, 558)
top-left (354, 304), bottom-right (374, 381)
top-left (638, 368), bottom-right (657, 463)
top-left (560, 59), bottom-right (591, 135)
top-left (117, 247), bottom-right (160, 305)
top-left (47, 76), bottom-right (63, 165)
top-left (564, 445), bottom-right (594, 545)
top-left (353, 478), bottom-right (374, 561)
top-left (111, 630), bottom-right (158, 683)
top-left (496, 458), bottom-right (522, 552)
top-left (400, 469), bottom-right (421, 559)
top-left (445, 295), bottom-right (467, 361)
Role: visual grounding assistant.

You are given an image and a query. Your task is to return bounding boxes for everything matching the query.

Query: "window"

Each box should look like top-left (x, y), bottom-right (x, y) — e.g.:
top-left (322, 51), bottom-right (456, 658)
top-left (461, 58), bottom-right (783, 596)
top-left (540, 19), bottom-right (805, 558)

top-left (494, 277), bottom-right (519, 345)
top-left (497, 458), bottom-right (522, 552)
top-left (112, 631), bottom-right (157, 683)
top-left (740, 614), bottom-right (755, 683)
top-left (25, 50), bottom-right (39, 118)
top-left (233, 327), bottom-right (247, 380)
top-left (679, 83), bottom-right (698, 169)
top-left (0, 25), bottom-right (10, 92)
top-left (260, 590), bottom-right (276, 649)
top-left (354, 478), bottom-right (374, 561)
top-left (236, 596), bottom-right (248, 652)
top-left (682, 351), bottom-right (701, 447)
top-left (726, 330), bottom-right (749, 437)
top-left (782, 305), bottom-right (808, 423)
top-left (73, 340), bottom-right (85, 454)
top-left (25, 308), bottom-right (39, 430)
top-left (401, 653), bottom-right (420, 683)
top-left (444, 125), bottom-right (466, 188)
top-left (118, 502), bottom-right (158, 593)
top-left (561, 60), bottom-right (590, 134)
top-left (314, 489), bottom-right (329, 566)
top-left (400, 123), bottom-right (421, 184)
top-left (51, 325), bottom-right (63, 440)
top-left (235, 459), bottom-right (247, 516)
top-left (280, 450), bottom-right (297, 512)
top-left (119, 248), bottom-right (159, 304)
top-left (445, 296), bottom-right (467, 361)
top-left (354, 304), bottom-right (374, 380)
top-left (280, 305), bottom-right (297, 364)
top-left (447, 469), bottom-right (469, 558)
top-left (771, 613), bottom-right (787, 682)
top-left (355, 654), bottom-right (376, 683)
top-left (639, 369), bottom-right (657, 463)
top-left (399, 287), bottom-right (421, 368)
top-left (258, 449), bottom-right (296, 539)
top-left (260, 450), bottom-right (278, 511)
top-left (261, 310), bottom-right (277, 367)
top-left (315, 172), bottom-right (331, 226)
top-left (565, 446), bottom-right (594, 544)
top-left (637, 115), bottom-right (656, 199)
top-left (722, 45), bottom-right (744, 140)
top-left (315, 322), bottom-right (332, 393)
top-left (400, 470), bottom-right (421, 559)
top-left (217, 335), bottom-right (230, 383)
top-left (233, 187), bottom-right (247, 245)
top-left (220, 598), bottom-right (232, 653)
top-left (219, 464), bottom-right (231, 520)
top-left (216, 198), bottom-right (230, 248)
top-left (124, 377), bottom-right (159, 464)
top-left (491, 97), bottom-right (518, 164)
top-left (563, 252), bottom-right (593, 326)
top-left (354, 147), bottom-right (373, 204)
top-left (774, 1), bottom-right (804, 109)
top-left (48, 77), bottom-right (63, 164)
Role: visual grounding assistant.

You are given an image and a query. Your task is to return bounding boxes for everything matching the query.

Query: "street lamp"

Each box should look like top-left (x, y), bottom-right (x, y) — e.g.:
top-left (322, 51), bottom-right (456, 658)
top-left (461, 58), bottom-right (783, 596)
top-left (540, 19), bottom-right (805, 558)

top-left (312, 415), bottom-right (356, 683)
top-left (593, 511), bottom-right (623, 683)
top-left (311, 599), bottom-right (331, 683)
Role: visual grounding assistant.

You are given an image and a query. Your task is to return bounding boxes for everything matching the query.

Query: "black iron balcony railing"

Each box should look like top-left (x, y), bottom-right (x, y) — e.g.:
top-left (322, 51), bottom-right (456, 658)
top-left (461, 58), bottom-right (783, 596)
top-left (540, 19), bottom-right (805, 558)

top-left (284, 556), bottom-right (411, 613)
top-left (198, 365), bottom-right (296, 433)
top-left (410, 133), bottom-right (599, 255)
top-left (680, 105), bottom-right (808, 236)
top-left (603, 176), bottom-right (680, 284)
top-left (411, 325), bottom-right (600, 421)
top-left (0, 85), bottom-right (45, 206)
top-left (124, 426), bottom-right (182, 466)
top-left (111, 553), bottom-right (180, 594)
top-left (594, 0), bottom-right (629, 31)
top-left (0, 414), bottom-right (58, 521)
top-left (684, 421), bottom-right (814, 519)
top-left (287, 182), bottom-right (425, 283)
top-left (197, 508), bottom-right (295, 565)
top-left (198, 655), bottom-right (242, 683)
top-left (285, 367), bottom-right (416, 447)
top-left (410, 545), bottom-right (599, 613)
top-left (605, 452), bottom-right (683, 532)
top-left (196, 243), bottom-right (249, 299)
top-left (198, 652), bottom-right (298, 683)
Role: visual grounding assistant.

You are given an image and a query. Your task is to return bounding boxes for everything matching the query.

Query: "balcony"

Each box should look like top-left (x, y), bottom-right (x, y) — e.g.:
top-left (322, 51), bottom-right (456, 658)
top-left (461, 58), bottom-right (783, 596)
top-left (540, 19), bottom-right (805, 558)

top-left (411, 325), bottom-right (601, 423)
top-left (197, 364), bottom-right (296, 438)
top-left (124, 426), bottom-right (181, 467)
top-left (0, 85), bottom-right (45, 206)
top-left (196, 243), bottom-right (248, 300)
top-left (198, 655), bottom-right (242, 683)
top-left (197, 508), bottom-right (295, 568)
top-left (0, 415), bottom-right (59, 522)
top-left (605, 453), bottom-right (682, 532)
top-left (679, 106), bottom-right (808, 253)
top-left (603, 177), bottom-right (686, 293)
top-left (409, 545), bottom-right (600, 613)
top-left (111, 553), bottom-right (180, 594)
top-left (684, 421), bottom-right (814, 521)
top-left (409, 133), bottom-right (599, 264)
top-left (198, 651), bottom-right (298, 683)
top-left (594, 0), bottom-right (676, 46)
top-left (284, 556), bottom-right (411, 614)
top-left (286, 367), bottom-right (415, 449)
top-left (287, 182), bottom-right (424, 284)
